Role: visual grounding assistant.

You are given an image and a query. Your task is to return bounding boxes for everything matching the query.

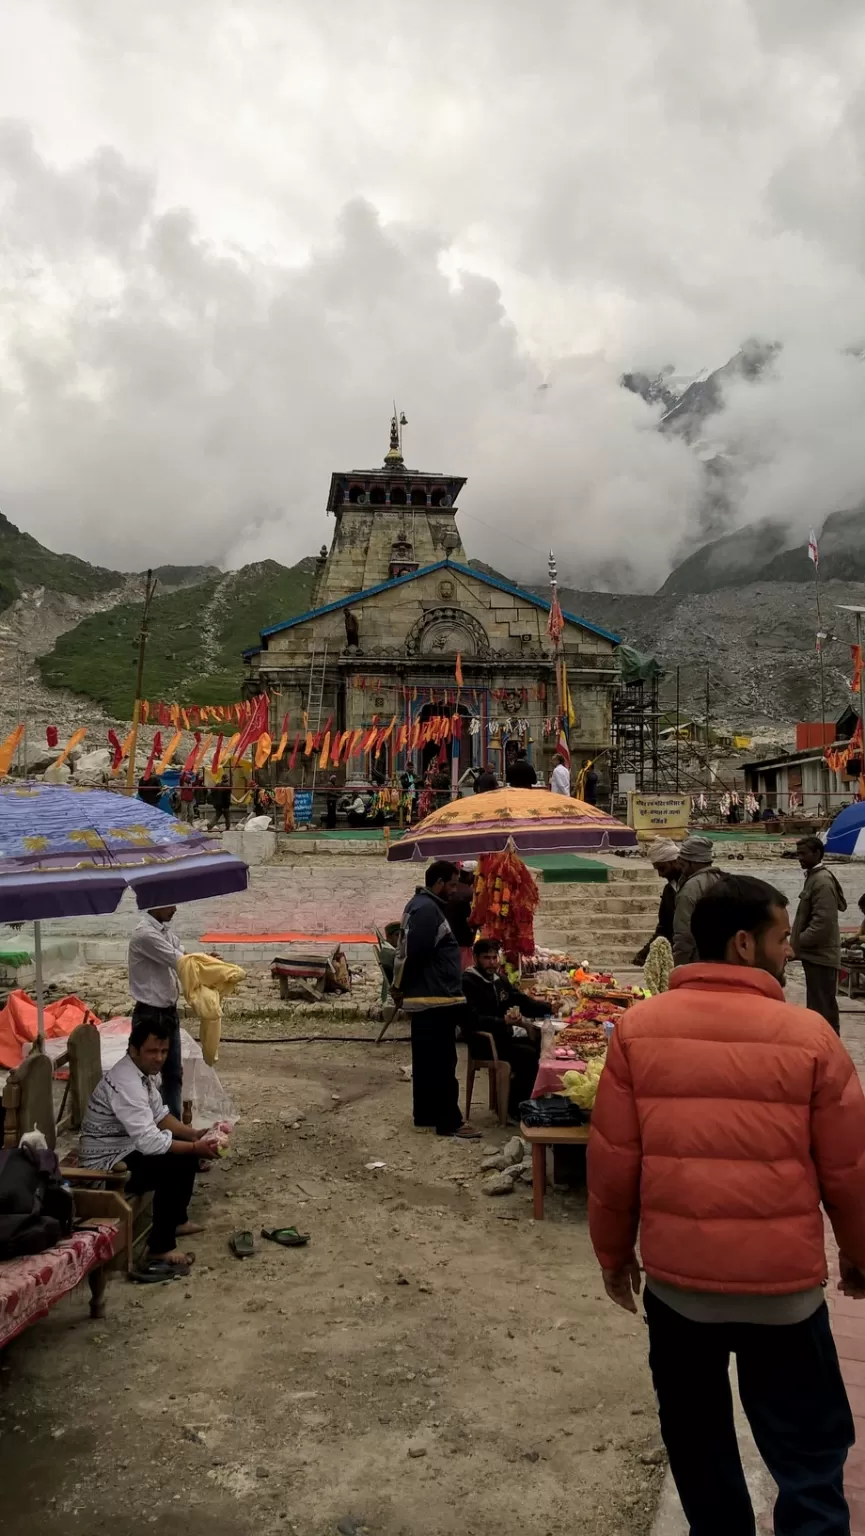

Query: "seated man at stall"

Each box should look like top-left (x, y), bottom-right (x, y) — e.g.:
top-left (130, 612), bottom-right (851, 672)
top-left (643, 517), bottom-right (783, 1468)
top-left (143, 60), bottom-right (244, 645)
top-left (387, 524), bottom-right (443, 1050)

top-left (79, 1014), bottom-right (217, 1281)
top-left (462, 938), bottom-right (551, 1118)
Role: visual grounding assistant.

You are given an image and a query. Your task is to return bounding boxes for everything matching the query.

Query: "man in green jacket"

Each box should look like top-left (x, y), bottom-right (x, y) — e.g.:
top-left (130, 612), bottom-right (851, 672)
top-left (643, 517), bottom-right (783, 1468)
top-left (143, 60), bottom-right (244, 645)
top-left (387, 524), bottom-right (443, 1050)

top-left (671, 836), bottom-right (724, 967)
top-left (792, 835), bottom-right (847, 1033)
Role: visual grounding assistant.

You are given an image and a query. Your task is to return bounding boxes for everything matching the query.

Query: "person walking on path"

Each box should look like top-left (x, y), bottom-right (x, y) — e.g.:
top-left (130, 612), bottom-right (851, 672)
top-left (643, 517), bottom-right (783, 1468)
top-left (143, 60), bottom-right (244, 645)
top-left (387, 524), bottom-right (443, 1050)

top-left (208, 772), bottom-right (232, 832)
top-left (128, 905), bottom-right (185, 1119)
top-left (792, 833), bottom-right (847, 1033)
top-left (671, 834), bottom-right (723, 966)
top-left (588, 874), bottom-right (865, 1536)
top-left (178, 772), bottom-right (196, 823)
top-left (549, 753), bottom-right (570, 796)
top-left (392, 860), bottom-right (480, 1140)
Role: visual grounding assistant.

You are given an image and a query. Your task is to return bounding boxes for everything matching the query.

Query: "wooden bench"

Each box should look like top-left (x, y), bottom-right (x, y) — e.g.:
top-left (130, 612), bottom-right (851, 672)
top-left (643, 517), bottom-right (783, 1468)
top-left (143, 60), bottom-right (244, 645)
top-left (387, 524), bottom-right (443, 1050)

top-left (520, 1121), bottom-right (590, 1220)
top-left (0, 1050), bottom-right (134, 1339)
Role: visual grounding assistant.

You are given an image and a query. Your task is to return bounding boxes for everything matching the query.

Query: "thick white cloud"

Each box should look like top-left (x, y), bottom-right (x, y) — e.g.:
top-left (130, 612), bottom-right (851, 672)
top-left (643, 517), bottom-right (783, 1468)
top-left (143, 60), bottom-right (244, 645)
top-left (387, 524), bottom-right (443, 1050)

top-left (0, 0), bottom-right (864, 590)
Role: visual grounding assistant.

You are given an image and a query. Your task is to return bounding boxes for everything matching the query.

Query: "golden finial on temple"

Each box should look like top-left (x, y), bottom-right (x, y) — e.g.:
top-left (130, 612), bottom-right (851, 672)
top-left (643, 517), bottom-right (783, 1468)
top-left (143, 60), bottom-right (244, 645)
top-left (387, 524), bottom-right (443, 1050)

top-left (384, 406), bottom-right (407, 465)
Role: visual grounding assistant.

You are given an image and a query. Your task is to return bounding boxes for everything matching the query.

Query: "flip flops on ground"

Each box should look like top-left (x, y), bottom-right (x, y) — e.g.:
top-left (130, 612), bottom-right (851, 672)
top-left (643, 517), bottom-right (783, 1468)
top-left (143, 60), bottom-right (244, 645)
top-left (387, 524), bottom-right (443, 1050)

top-left (261, 1227), bottom-right (310, 1247)
top-left (229, 1230), bottom-right (255, 1258)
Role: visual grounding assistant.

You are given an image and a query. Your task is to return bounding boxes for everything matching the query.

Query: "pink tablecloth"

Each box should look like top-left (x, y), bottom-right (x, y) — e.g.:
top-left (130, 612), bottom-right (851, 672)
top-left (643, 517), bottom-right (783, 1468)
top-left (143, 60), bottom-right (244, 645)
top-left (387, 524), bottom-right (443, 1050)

top-left (0, 1221), bottom-right (118, 1348)
top-left (532, 1056), bottom-right (587, 1098)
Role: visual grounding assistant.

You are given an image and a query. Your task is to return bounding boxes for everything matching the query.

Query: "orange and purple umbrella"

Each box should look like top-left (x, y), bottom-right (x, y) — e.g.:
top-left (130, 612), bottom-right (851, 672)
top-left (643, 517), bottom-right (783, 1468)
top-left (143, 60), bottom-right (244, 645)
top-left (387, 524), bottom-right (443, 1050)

top-left (387, 787), bottom-right (637, 862)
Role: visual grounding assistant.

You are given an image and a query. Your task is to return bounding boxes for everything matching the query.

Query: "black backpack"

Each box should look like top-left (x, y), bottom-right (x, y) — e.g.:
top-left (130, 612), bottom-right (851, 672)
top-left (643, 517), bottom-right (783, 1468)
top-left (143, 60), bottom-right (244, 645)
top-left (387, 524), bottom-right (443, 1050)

top-left (0, 1144), bottom-right (74, 1260)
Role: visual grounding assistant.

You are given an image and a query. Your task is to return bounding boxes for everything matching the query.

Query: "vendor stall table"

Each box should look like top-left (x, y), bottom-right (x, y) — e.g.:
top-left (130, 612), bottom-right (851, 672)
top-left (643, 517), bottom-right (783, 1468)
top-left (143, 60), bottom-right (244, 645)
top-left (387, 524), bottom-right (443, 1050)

top-left (520, 1121), bottom-right (590, 1220)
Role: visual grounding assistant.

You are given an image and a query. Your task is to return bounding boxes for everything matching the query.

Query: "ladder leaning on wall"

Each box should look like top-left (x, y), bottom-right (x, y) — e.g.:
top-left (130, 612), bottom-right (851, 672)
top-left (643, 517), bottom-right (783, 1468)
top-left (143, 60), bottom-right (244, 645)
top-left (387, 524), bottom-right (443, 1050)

top-left (304, 640), bottom-right (328, 794)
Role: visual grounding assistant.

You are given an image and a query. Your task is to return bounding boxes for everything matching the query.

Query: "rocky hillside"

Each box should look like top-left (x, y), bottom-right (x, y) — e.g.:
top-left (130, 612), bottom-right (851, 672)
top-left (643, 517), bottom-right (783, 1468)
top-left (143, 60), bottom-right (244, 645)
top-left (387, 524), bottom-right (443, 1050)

top-left (659, 506), bottom-right (865, 597)
top-left (554, 577), bottom-right (865, 730)
top-left (38, 559), bottom-right (315, 718)
top-left (0, 511), bottom-right (216, 612)
top-left (3, 503), bottom-right (863, 747)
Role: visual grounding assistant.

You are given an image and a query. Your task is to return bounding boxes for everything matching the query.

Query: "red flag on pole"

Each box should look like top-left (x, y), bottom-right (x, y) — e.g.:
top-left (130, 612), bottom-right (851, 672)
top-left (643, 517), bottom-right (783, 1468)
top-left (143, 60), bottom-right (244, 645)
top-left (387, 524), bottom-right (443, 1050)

top-left (144, 732), bottom-right (163, 777)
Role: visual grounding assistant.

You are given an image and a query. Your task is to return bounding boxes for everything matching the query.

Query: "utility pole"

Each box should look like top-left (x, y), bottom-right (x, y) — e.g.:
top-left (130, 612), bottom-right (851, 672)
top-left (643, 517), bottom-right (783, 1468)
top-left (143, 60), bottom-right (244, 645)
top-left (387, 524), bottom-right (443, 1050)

top-left (125, 570), bottom-right (158, 793)
top-left (705, 667), bottom-right (711, 795)
top-left (675, 665), bottom-right (680, 792)
top-left (838, 606), bottom-right (865, 799)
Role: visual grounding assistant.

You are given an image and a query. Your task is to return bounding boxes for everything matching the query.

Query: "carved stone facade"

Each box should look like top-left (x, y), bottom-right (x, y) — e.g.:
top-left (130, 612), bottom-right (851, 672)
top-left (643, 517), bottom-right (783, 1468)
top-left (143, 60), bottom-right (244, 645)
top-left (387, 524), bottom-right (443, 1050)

top-left (244, 424), bottom-right (621, 782)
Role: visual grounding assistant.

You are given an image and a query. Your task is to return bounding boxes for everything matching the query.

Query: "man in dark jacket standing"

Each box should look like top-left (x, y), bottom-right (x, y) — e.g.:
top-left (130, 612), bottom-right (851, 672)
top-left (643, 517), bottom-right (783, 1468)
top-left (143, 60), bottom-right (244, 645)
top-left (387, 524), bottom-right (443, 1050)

top-left (506, 749), bottom-right (537, 789)
top-left (632, 838), bottom-right (681, 965)
top-left (792, 835), bottom-right (847, 1033)
top-left (393, 861), bottom-right (480, 1139)
top-left (474, 764), bottom-right (499, 793)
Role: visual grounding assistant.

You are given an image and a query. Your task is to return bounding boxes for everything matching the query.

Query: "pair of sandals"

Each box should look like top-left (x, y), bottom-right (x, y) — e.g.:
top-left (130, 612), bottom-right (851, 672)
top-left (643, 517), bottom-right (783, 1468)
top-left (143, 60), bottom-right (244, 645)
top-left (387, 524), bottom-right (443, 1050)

top-left (132, 1251), bottom-right (195, 1284)
top-left (230, 1227), bottom-right (309, 1258)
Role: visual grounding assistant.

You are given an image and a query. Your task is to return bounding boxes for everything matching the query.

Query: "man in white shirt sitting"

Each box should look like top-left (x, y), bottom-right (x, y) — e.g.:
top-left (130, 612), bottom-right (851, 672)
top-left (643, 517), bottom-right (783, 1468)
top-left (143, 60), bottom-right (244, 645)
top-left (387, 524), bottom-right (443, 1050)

top-left (128, 906), bottom-right (185, 1119)
top-left (80, 1014), bottom-right (216, 1281)
top-left (549, 754), bottom-right (571, 796)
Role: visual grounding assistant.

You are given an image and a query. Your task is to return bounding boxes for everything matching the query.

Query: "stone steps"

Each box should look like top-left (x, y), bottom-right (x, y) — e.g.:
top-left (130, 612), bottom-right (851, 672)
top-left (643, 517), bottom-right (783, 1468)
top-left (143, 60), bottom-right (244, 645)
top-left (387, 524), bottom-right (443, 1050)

top-left (540, 895), bottom-right (659, 917)
top-left (534, 936), bottom-right (650, 965)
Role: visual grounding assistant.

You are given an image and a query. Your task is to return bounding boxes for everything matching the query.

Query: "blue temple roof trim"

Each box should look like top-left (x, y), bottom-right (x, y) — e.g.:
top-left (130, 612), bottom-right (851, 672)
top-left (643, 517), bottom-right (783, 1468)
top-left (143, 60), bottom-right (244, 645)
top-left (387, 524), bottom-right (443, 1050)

top-left (245, 559), bottom-right (621, 656)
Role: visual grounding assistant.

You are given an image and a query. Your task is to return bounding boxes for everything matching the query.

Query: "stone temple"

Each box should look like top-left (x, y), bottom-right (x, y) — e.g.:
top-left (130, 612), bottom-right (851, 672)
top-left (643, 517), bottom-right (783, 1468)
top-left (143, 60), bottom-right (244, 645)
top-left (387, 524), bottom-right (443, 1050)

top-left (243, 418), bottom-right (621, 783)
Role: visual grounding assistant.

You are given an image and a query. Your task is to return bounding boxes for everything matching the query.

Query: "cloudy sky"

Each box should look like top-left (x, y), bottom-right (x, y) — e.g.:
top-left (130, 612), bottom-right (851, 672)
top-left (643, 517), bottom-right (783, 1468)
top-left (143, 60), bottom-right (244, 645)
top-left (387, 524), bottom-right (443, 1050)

top-left (0, 0), bottom-right (864, 590)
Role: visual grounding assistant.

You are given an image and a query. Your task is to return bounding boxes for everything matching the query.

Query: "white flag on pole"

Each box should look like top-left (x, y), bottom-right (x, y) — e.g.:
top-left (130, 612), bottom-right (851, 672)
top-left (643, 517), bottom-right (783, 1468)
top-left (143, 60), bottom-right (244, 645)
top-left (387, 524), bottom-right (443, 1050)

top-left (808, 529), bottom-right (819, 566)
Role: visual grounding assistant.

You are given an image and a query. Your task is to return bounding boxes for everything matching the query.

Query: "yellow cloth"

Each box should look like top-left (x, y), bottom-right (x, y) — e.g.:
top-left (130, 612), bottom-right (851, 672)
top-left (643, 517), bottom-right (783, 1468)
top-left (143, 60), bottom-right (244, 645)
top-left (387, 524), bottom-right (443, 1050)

top-left (178, 953), bottom-right (245, 1066)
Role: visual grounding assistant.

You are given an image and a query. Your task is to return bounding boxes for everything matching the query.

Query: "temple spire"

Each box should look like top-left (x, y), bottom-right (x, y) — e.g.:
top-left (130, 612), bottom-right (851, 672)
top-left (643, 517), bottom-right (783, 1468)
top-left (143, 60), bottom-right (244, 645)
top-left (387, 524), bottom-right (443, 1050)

top-left (384, 405), bottom-right (406, 466)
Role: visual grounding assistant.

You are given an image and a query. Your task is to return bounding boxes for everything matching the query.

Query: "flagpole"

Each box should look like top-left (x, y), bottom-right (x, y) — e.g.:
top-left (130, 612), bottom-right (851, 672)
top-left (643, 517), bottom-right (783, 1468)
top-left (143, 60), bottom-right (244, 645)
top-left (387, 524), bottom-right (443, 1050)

top-left (810, 530), bottom-right (827, 747)
top-left (547, 549), bottom-right (570, 789)
top-left (125, 570), bottom-right (157, 794)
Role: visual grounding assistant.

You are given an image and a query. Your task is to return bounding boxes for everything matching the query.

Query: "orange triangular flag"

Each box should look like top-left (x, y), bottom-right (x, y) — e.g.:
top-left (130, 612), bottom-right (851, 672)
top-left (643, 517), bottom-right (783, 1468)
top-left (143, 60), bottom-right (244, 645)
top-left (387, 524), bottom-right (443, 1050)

top-left (255, 732), bottom-right (273, 769)
top-left (455, 652), bottom-right (463, 687)
top-left (272, 731), bottom-right (289, 762)
top-left (52, 727), bottom-right (88, 770)
top-left (319, 731), bottom-right (331, 768)
top-left (156, 730), bottom-right (183, 773)
top-left (0, 725), bottom-right (25, 775)
top-left (192, 733), bottom-right (213, 772)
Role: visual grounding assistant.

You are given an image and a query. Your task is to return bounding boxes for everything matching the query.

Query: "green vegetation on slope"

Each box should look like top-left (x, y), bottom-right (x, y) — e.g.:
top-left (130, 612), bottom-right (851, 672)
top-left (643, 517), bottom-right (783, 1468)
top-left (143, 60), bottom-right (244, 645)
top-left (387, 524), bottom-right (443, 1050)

top-left (0, 512), bottom-right (122, 611)
top-left (38, 559), bottom-right (316, 717)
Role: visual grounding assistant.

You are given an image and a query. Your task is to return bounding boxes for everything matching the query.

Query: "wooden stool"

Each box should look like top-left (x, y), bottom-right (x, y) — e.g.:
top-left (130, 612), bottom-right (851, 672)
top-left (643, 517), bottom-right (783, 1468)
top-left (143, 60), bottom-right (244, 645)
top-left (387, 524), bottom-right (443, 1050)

top-left (520, 1121), bottom-right (590, 1219)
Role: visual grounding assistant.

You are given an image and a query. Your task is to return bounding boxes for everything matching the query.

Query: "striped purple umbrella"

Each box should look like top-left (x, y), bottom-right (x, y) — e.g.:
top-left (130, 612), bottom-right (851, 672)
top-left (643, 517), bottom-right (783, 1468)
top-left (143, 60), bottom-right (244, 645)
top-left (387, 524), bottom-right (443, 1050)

top-left (0, 783), bottom-right (248, 1036)
top-left (387, 786), bottom-right (637, 861)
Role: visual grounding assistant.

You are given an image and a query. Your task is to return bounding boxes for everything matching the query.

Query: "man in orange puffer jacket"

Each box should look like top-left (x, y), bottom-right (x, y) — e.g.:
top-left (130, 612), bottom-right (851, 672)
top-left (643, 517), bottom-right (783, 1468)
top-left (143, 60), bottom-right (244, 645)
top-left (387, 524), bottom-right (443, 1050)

top-left (589, 873), bottom-right (865, 1535)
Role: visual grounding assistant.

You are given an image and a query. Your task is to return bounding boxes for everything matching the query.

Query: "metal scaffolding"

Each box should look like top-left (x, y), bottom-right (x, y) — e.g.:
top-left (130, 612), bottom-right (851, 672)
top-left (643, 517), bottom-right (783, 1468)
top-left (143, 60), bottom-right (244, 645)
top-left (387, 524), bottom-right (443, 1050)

top-left (610, 673), bottom-right (661, 793)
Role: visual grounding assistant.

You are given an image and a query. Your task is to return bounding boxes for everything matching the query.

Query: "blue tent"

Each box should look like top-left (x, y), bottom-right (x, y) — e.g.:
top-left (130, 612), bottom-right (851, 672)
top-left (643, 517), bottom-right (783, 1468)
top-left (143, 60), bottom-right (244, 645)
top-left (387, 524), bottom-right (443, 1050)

top-left (824, 802), bottom-right (865, 858)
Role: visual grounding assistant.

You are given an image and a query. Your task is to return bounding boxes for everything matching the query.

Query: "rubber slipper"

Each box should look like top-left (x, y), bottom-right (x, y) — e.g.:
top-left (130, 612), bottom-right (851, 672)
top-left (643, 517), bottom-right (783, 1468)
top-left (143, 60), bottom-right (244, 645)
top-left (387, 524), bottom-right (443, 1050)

top-left (452, 1125), bottom-right (482, 1140)
top-left (229, 1229), bottom-right (255, 1258)
top-left (131, 1260), bottom-right (188, 1284)
top-left (261, 1227), bottom-right (310, 1248)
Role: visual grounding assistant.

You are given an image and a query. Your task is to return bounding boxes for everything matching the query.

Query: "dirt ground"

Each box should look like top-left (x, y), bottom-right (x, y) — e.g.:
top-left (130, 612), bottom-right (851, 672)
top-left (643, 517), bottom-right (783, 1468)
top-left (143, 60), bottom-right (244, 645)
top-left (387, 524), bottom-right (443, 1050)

top-left (0, 1013), bottom-right (664, 1536)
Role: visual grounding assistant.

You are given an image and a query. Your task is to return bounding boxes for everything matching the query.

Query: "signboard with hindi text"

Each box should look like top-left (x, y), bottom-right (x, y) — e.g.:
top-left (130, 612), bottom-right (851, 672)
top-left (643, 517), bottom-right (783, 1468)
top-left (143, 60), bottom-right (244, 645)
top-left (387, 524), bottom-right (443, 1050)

top-left (293, 790), bottom-right (314, 825)
top-left (627, 792), bottom-right (689, 843)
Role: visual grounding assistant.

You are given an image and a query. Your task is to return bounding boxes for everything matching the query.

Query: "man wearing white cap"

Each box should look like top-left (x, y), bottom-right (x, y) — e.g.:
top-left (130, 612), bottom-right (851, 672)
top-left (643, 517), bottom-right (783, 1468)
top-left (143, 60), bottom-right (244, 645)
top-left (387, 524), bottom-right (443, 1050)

top-left (632, 839), bottom-right (681, 965)
top-left (672, 835), bottom-right (724, 966)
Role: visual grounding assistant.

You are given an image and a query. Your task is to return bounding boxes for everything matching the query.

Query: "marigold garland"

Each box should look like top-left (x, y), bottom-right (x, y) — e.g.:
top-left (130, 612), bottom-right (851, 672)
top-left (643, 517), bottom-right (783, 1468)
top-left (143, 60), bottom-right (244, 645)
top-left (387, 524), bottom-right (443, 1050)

top-left (470, 849), bottom-right (539, 962)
